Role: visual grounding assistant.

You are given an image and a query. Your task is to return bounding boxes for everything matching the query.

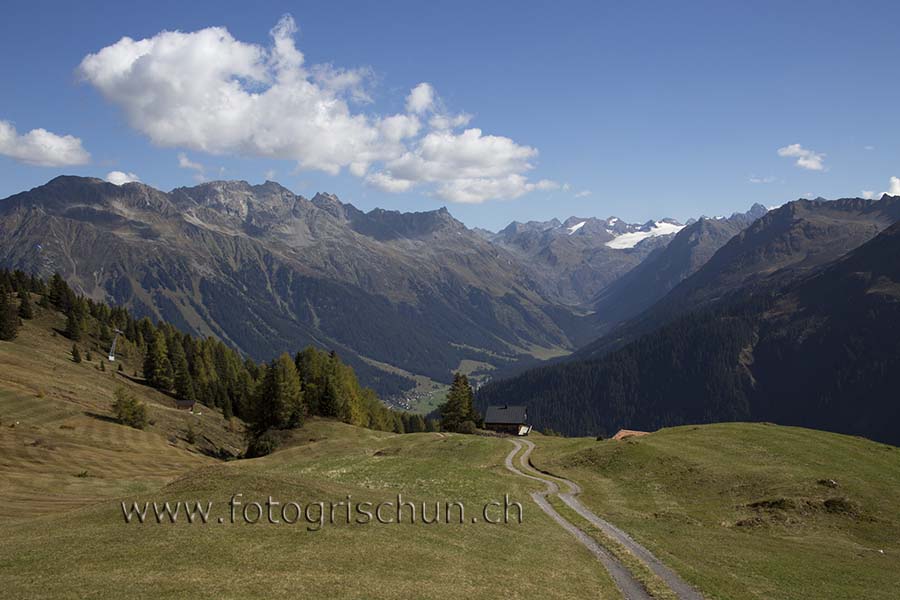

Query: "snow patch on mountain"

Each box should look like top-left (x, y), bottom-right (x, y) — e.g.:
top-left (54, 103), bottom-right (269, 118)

top-left (567, 221), bottom-right (587, 235)
top-left (605, 221), bottom-right (685, 249)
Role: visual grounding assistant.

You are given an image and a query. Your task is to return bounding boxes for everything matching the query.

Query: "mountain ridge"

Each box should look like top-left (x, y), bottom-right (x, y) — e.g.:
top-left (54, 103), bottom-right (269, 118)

top-left (478, 207), bottom-right (900, 443)
top-left (0, 176), bottom-right (578, 397)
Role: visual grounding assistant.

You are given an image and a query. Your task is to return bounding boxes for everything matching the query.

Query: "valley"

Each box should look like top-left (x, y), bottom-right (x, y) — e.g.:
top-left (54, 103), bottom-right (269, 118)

top-left (2, 5), bottom-right (898, 598)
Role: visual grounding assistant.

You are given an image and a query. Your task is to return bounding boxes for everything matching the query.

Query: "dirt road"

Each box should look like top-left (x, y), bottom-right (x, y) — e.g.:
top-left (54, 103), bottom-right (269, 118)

top-left (505, 438), bottom-right (704, 600)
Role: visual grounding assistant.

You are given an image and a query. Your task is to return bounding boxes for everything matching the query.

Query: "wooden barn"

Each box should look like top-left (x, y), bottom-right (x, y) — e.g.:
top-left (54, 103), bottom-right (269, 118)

top-left (484, 405), bottom-right (532, 436)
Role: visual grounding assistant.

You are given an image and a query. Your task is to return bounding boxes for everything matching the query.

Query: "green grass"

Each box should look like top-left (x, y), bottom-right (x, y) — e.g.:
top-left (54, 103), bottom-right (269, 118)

top-left (1, 312), bottom-right (620, 599)
top-left (529, 424), bottom-right (900, 599)
top-left (0, 421), bottom-right (621, 599)
top-left (547, 495), bottom-right (676, 600)
top-left (5, 306), bottom-right (900, 598)
top-left (0, 311), bottom-right (243, 520)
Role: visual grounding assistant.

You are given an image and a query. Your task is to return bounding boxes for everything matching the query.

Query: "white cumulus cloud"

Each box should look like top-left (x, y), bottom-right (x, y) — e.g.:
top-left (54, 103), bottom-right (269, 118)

top-left (888, 176), bottom-right (900, 196)
top-left (436, 175), bottom-right (558, 204)
top-left (405, 83), bottom-right (435, 114)
top-left (79, 16), bottom-right (552, 204)
top-left (366, 171), bottom-right (415, 193)
top-left (365, 128), bottom-right (556, 203)
top-left (105, 171), bottom-right (140, 185)
top-left (0, 119), bottom-right (90, 167)
top-left (861, 177), bottom-right (900, 199)
top-left (777, 143), bottom-right (825, 171)
top-left (178, 152), bottom-right (204, 172)
top-left (574, 190), bottom-right (592, 198)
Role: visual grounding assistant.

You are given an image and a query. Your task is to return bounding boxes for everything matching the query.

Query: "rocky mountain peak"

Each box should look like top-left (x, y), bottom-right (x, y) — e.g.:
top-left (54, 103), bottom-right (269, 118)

top-left (351, 205), bottom-right (464, 241)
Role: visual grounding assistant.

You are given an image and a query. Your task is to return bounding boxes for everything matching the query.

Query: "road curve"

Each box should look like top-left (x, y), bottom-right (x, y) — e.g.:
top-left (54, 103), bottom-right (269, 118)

top-left (504, 440), bottom-right (652, 600)
top-left (514, 439), bottom-right (704, 600)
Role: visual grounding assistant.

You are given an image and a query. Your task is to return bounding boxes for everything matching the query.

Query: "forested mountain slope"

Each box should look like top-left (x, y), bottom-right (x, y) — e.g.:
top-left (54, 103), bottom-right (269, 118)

top-left (478, 220), bottom-right (900, 444)
top-left (576, 195), bottom-right (900, 360)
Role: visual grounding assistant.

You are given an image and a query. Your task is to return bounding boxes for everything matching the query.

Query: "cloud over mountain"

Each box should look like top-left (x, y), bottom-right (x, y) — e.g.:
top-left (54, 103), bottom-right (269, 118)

top-left (105, 170), bottom-right (140, 185)
top-left (78, 15), bottom-right (552, 204)
top-left (0, 119), bottom-right (90, 167)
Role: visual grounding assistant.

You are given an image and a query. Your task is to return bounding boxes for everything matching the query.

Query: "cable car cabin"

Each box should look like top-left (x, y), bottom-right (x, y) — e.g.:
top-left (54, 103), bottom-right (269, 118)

top-left (483, 405), bottom-right (532, 436)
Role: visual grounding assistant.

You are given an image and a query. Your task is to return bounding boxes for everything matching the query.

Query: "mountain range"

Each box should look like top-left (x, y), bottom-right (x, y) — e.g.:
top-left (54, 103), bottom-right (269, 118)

top-left (6, 175), bottom-right (897, 443)
top-left (488, 215), bottom-right (684, 308)
top-left (478, 194), bottom-right (900, 443)
top-left (587, 203), bottom-right (769, 337)
top-left (0, 176), bottom-right (690, 398)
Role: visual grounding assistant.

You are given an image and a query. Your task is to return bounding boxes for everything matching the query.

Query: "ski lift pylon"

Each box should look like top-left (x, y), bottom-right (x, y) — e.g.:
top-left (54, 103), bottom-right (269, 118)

top-left (108, 328), bottom-right (124, 362)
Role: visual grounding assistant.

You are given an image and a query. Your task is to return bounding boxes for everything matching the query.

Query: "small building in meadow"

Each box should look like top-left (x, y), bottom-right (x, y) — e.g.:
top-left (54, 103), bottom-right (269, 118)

top-left (175, 398), bottom-right (196, 411)
top-left (484, 405), bottom-right (532, 436)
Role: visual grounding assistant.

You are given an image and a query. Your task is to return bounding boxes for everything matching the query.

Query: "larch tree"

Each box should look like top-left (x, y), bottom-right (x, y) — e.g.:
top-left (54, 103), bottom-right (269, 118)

top-left (143, 331), bottom-right (174, 391)
top-left (256, 353), bottom-right (305, 430)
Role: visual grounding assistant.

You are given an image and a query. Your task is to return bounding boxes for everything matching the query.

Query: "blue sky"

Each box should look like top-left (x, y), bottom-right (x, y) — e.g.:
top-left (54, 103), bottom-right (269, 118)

top-left (1, 0), bottom-right (898, 230)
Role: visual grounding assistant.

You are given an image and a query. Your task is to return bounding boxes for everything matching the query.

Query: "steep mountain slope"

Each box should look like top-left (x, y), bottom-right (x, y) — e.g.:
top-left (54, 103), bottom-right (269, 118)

top-left (478, 218), bottom-right (900, 444)
top-left (490, 215), bottom-right (684, 306)
top-left (590, 203), bottom-right (768, 333)
top-left (577, 195), bottom-right (900, 359)
top-left (0, 177), bottom-right (578, 395)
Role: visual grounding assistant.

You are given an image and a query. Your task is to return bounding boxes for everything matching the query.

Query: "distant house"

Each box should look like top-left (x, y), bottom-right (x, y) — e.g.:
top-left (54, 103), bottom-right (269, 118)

top-left (175, 398), bottom-right (195, 411)
top-left (484, 405), bottom-right (532, 436)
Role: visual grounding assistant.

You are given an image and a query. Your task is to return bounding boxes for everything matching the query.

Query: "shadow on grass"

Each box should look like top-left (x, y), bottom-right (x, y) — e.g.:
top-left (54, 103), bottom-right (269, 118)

top-left (84, 411), bottom-right (119, 425)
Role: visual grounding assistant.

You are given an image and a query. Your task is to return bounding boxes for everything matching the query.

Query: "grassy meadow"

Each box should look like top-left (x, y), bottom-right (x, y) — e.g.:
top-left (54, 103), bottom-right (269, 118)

top-left (3, 308), bottom-right (900, 599)
top-left (530, 424), bottom-right (900, 599)
top-left (1, 313), bottom-right (618, 599)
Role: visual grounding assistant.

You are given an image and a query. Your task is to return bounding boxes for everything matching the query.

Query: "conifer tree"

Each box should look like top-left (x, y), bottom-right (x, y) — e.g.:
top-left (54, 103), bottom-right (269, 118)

top-left (65, 309), bottom-right (82, 341)
top-left (99, 322), bottom-right (112, 346)
top-left (320, 374), bottom-right (339, 418)
top-left (48, 273), bottom-right (68, 308)
top-left (72, 344), bottom-right (82, 363)
top-left (0, 289), bottom-right (18, 340)
top-left (392, 413), bottom-right (405, 434)
top-left (143, 332), bottom-right (173, 390)
top-left (255, 353), bottom-right (304, 430)
top-left (17, 290), bottom-right (33, 319)
top-left (412, 414), bottom-right (427, 433)
top-left (171, 341), bottom-right (196, 404)
top-left (112, 386), bottom-right (147, 429)
top-left (439, 372), bottom-right (478, 432)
